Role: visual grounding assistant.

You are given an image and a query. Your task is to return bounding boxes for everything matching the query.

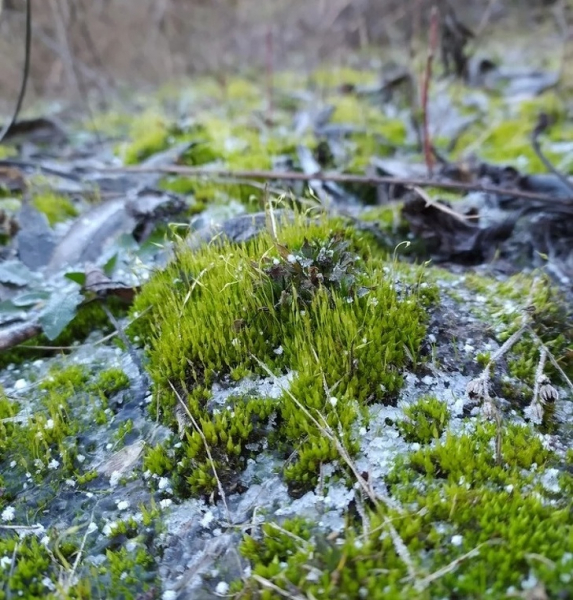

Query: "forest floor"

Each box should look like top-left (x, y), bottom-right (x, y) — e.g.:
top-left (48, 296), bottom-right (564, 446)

top-left (0, 8), bottom-right (573, 600)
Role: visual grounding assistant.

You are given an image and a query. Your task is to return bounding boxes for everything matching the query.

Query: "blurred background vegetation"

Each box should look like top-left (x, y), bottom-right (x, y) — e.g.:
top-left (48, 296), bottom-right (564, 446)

top-left (0, 0), bottom-right (569, 113)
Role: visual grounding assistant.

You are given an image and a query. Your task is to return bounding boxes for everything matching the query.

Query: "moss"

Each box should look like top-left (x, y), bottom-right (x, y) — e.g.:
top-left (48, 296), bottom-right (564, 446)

top-left (40, 364), bottom-right (90, 395)
top-left (452, 92), bottom-right (573, 172)
top-left (92, 368), bottom-right (130, 397)
top-left (0, 517), bottom-right (159, 598)
top-left (397, 395), bottom-right (450, 444)
top-left (32, 192), bottom-right (78, 226)
top-left (237, 422), bottom-right (572, 599)
top-left (119, 112), bottom-right (174, 165)
top-left (464, 271), bottom-right (573, 391)
top-left (0, 534), bottom-right (61, 599)
top-left (100, 546), bottom-right (156, 599)
top-left (0, 144), bottom-right (18, 160)
top-left (130, 214), bottom-right (432, 496)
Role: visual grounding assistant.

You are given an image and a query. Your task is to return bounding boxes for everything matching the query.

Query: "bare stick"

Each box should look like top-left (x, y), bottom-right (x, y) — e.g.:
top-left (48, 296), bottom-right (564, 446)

top-left (531, 112), bottom-right (573, 194)
top-left (93, 163), bottom-right (573, 205)
top-left (0, 0), bottom-right (31, 144)
top-left (421, 6), bottom-right (439, 176)
top-left (265, 25), bottom-right (274, 122)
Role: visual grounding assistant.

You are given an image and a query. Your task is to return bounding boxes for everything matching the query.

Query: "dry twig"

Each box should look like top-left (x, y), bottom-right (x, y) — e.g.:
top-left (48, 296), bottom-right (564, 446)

top-left (95, 163), bottom-right (573, 205)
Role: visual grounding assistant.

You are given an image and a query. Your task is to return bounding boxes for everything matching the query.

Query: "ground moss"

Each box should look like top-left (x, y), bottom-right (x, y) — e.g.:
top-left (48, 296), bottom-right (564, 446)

top-left (0, 534), bottom-right (61, 599)
top-left (237, 422), bottom-right (573, 599)
top-left (397, 395), bottom-right (450, 444)
top-left (130, 214), bottom-right (433, 496)
top-left (92, 368), bottom-right (130, 397)
top-left (464, 271), bottom-right (573, 391)
top-left (119, 111), bottom-right (174, 165)
top-left (310, 68), bottom-right (378, 88)
top-left (32, 192), bottom-right (78, 226)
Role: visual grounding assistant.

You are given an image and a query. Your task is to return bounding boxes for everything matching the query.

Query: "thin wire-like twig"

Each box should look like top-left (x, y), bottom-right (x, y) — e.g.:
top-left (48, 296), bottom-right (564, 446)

top-left (93, 163), bottom-right (573, 204)
top-left (421, 6), bottom-right (439, 176)
top-left (0, 0), bottom-right (31, 144)
top-left (531, 112), bottom-right (573, 194)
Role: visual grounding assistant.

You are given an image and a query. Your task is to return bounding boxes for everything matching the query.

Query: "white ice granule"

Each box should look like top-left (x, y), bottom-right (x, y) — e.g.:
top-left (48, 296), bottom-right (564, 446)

top-left (200, 511), bottom-right (215, 527)
top-left (215, 581), bottom-right (230, 595)
top-left (160, 499), bottom-right (173, 509)
top-left (162, 592), bottom-right (177, 600)
top-left (42, 577), bottom-right (56, 590)
top-left (14, 379), bottom-right (27, 390)
top-left (109, 471), bottom-right (122, 487)
top-left (87, 522), bottom-right (98, 534)
top-left (1, 506), bottom-right (15, 522)
top-left (451, 535), bottom-right (463, 547)
top-left (539, 468), bottom-right (561, 494)
top-left (116, 500), bottom-right (130, 511)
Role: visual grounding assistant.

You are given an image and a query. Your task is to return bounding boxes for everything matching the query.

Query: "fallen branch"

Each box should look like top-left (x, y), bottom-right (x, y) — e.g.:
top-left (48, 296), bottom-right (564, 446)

top-left (95, 163), bottom-right (573, 205)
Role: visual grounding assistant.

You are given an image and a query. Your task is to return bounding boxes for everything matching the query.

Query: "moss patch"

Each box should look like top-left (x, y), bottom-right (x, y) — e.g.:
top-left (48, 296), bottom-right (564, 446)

top-left (32, 192), bottom-right (78, 226)
top-left (130, 214), bottom-right (433, 497)
top-left (236, 422), bottom-right (573, 599)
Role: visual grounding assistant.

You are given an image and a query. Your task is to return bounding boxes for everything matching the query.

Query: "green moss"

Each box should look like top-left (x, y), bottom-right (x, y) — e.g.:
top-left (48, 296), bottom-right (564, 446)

top-left (452, 92), bottom-right (573, 172)
top-left (397, 396), bottom-right (450, 444)
top-left (32, 192), bottom-right (78, 226)
top-left (0, 534), bottom-right (60, 599)
top-left (120, 112), bottom-right (173, 165)
top-left (40, 364), bottom-right (90, 395)
top-left (0, 517), bottom-right (159, 599)
top-left (92, 368), bottom-right (130, 397)
top-left (101, 547), bottom-right (156, 598)
top-left (237, 422), bottom-right (572, 599)
top-left (130, 215), bottom-right (432, 496)
top-left (464, 271), bottom-right (573, 392)
top-left (0, 144), bottom-right (17, 160)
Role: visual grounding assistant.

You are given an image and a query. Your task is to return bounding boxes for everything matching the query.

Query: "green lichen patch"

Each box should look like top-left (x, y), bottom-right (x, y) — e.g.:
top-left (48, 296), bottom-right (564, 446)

top-left (130, 215), bottom-right (434, 497)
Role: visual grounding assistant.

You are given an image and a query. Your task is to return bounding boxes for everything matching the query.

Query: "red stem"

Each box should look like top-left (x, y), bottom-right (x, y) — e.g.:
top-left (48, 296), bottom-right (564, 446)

top-left (421, 6), bottom-right (439, 176)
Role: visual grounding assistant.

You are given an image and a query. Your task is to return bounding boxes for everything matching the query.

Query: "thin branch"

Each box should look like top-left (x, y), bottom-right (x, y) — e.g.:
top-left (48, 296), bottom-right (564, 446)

top-left (93, 163), bottom-right (573, 204)
top-left (531, 112), bottom-right (573, 194)
top-left (421, 6), bottom-right (439, 176)
top-left (0, 0), bottom-right (31, 144)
